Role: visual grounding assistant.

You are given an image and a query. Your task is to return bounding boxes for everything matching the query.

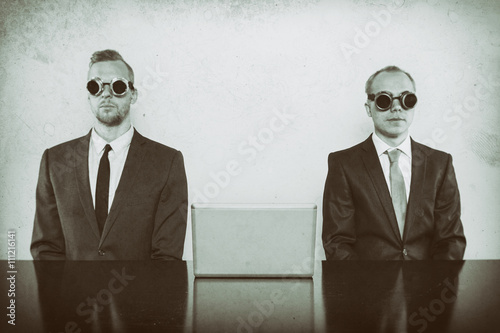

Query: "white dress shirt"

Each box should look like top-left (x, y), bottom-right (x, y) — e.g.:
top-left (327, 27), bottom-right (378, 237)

top-left (372, 132), bottom-right (412, 202)
top-left (89, 126), bottom-right (134, 211)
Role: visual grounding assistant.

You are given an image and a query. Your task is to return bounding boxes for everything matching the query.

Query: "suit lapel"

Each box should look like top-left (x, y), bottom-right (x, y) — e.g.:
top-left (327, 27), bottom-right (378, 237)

top-left (99, 130), bottom-right (147, 246)
top-left (403, 139), bottom-right (427, 242)
top-left (361, 135), bottom-right (402, 243)
top-left (74, 131), bottom-right (101, 240)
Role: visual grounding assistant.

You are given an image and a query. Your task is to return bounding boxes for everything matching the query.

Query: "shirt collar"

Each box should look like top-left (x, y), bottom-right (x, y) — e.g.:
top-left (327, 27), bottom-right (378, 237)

top-left (372, 132), bottom-right (412, 159)
top-left (91, 126), bottom-right (134, 155)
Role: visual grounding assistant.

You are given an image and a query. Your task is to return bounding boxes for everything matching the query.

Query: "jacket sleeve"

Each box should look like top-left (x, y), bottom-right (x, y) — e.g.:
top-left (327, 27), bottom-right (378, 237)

top-left (151, 150), bottom-right (188, 260)
top-left (322, 152), bottom-right (358, 260)
top-left (431, 154), bottom-right (466, 260)
top-left (31, 149), bottom-right (66, 260)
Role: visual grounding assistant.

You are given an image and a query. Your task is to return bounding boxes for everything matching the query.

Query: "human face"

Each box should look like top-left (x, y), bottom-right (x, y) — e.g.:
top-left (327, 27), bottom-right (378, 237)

top-left (365, 71), bottom-right (416, 144)
top-left (87, 61), bottom-right (137, 127)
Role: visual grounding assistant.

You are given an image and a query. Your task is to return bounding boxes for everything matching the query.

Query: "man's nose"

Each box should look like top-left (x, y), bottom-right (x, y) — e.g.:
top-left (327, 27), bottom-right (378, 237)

top-left (390, 98), bottom-right (402, 112)
top-left (101, 84), bottom-right (112, 97)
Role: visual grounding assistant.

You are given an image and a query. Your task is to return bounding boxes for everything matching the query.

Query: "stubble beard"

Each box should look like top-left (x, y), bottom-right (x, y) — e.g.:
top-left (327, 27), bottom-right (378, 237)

top-left (96, 106), bottom-right (129, 127)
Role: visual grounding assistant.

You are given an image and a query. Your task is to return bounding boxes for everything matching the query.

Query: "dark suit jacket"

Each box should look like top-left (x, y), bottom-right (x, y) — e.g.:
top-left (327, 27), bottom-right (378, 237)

top-left (31, 129), bottom-right (188, 260)
top-left (322, 135), bottom-right (466, 260)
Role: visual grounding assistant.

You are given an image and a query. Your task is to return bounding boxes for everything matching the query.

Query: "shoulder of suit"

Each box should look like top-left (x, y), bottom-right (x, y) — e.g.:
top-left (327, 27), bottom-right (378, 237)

top-left (133, 131), bottom-right (182, 158)
top-left (411, 139), bottom-right (452, 162)
top-left (328, 139), bottom-right (366, 162)
top-left (46, 132), bottom-right (90, 153)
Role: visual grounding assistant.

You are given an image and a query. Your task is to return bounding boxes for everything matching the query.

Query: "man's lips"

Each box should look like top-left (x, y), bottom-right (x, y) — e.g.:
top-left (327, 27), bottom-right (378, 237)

top-left (388, 118), bottom-right (405, 121)
top-left (100, 103), bottom-right (116, 108)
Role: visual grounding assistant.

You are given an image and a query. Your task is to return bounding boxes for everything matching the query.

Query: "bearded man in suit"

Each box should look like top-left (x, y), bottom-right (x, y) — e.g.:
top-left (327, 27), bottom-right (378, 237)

top-left (322, 66), bottom-right (466, 260)
top-left (31, 49), bottom-right (188, 260)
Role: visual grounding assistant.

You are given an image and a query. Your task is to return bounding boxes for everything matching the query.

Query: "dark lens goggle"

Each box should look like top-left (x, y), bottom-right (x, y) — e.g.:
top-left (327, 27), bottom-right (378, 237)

top-left (87, 77), bottom-right (134, 97)
top-left (368, 91), bottom-right (417, 111)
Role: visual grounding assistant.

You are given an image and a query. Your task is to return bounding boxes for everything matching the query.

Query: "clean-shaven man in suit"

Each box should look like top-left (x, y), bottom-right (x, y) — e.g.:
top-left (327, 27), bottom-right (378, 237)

top-left (322, 66), bottom-right (466, 260)
top-left (31, 50), bottom-right (188, 260)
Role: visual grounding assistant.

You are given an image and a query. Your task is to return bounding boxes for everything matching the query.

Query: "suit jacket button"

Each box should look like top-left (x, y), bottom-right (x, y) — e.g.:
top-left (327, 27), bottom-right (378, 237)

top-left (98, 250), bottom-right (105, 256)
top-left (403, 248), bottom-right (408, 256)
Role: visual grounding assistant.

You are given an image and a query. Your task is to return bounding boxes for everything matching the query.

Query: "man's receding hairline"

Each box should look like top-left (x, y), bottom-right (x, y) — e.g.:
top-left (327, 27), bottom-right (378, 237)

top-left (370, 71), bottom-right (415, 91)
top-left (365, 66), bottom-right (416, 95)
top-left (89, 49), bottom-right (135, 83)
top-left (88, 60), bottom-right (133, 80)
top-left (89, 59), bottom-right (129, 70)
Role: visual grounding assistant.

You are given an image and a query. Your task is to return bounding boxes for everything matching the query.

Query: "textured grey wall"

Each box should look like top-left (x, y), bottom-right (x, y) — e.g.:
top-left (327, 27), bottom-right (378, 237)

top-left (1, 0), bottom-right (499, 260)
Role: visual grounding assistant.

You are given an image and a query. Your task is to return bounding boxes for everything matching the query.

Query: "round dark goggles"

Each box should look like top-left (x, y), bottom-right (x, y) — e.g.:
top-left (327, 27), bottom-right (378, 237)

top-left (87, 77), bottom-right (134, 97)
top-left (367, 91), bottom-right (417, 111)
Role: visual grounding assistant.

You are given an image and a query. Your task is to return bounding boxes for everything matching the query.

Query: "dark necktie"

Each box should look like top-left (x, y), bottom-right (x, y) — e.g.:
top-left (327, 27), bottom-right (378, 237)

top-left (387, 149), bottom-right (406, 238)
top-left (96, 144), bottom-right (112, 235)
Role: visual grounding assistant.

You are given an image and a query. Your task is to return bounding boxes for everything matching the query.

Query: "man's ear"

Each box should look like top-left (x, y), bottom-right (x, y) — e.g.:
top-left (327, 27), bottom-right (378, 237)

top-left (131, 89), bottom-right (138, 104)
top-left (365, 103), bottom-right (372, 117)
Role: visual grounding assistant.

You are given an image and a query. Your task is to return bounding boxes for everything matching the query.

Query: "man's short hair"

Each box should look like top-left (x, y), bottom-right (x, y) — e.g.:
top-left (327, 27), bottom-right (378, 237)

top-left (365, 66), bottom-right (415, 95)
top-left (89, 49), bottom-right (135, 83)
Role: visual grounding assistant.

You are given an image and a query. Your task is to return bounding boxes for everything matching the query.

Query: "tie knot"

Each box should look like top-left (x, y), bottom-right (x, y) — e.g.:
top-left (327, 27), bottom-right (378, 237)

top-left (387, 149), bottom-right (401, 163)
top-left (103, 144), bottom-right (112, 155)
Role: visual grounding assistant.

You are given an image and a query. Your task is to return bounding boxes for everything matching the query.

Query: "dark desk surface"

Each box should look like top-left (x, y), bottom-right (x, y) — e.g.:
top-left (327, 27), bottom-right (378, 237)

top-left (1, 260), bottom-right (499, 333)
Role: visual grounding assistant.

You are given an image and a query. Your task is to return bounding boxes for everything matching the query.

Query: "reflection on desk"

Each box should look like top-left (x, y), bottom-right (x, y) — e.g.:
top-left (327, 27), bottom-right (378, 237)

top-left (322, 261), bottom-right (464, 333)
top-left (194, 278), bottom-right (313, 332)
top-left (1, 260), bottom-right (499, 333)
top-left (11, 261), bottom-right (188, 333)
